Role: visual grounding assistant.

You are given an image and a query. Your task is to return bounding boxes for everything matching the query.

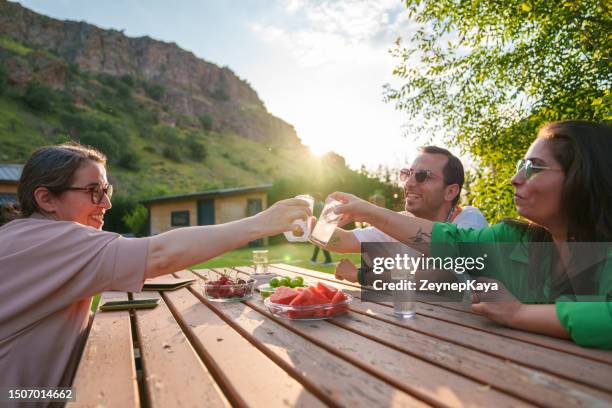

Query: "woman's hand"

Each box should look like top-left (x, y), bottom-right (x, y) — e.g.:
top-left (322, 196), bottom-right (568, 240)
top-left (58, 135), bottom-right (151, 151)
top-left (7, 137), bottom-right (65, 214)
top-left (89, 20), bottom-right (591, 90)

top-left (329, 192), bottom-right (378, 226)
top-left (254, 198), bottom-right (312, 236)
top-left (335, 259), bottom-right (359, 282)
top-left (470, 278), bottom-right (524, 327)
top-left (470, 279), bottom-right (571, 340)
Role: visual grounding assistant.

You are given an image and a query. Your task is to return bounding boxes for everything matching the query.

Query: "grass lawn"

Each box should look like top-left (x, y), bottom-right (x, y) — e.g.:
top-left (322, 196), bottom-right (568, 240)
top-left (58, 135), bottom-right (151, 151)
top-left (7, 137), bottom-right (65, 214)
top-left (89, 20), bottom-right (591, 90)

top-left (92, 243), bottom-right (360, 311)
top-left (191, 242), bottom-right (361, 274)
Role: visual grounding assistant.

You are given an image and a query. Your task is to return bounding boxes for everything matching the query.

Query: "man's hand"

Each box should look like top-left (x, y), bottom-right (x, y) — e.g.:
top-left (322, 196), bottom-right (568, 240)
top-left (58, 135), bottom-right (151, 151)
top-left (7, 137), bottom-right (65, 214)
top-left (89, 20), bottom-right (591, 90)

top-left (328, 191), bottom-right (377, 226)
top-left (335, 259), bottom-right (359, 283)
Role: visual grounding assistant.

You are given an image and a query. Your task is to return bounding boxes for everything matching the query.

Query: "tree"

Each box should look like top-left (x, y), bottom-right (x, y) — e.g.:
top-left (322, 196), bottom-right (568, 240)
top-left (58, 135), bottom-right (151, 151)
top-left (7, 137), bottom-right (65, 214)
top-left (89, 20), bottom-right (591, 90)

top-left (385, 0), bottom-right (611, 222)
top-left (123, 204), bottom-right (149, 236)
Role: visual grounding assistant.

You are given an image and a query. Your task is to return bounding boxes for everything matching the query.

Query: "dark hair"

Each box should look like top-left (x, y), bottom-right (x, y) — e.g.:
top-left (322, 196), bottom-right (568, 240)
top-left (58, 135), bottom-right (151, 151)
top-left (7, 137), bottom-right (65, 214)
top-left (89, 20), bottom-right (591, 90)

top-left (505, 120), bottom-right (612, 300)
top-left (17, 142), bottom-right (107, 217)
top-left (540, 120), bottom-right (612, 242)
top-left (420, 146), bottom-right (465, 206)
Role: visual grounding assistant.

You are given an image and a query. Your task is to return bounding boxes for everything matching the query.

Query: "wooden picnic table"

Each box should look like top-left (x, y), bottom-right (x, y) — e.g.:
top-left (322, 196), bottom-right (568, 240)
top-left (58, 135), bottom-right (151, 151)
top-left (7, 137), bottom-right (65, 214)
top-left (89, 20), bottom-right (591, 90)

top-left (68, 263), bottom-right (612, 408)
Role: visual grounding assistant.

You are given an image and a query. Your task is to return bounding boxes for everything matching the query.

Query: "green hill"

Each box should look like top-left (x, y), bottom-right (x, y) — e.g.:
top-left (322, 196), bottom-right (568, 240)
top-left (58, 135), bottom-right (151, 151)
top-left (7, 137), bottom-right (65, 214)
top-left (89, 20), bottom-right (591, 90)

top-left (0, 1), bottom-right (402, 234)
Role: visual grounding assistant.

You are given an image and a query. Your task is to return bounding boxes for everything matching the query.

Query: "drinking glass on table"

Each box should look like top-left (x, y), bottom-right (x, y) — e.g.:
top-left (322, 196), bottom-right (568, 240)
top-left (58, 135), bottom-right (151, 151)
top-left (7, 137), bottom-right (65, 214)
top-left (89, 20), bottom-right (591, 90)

top-left (391, 267), bottom-right (416, 319)
top-left (309, 197), bottom-right (343, 247)
top-left (252, 249), bottom-right (269, 274)
top-left (283, 194), bottom-right (314, 242)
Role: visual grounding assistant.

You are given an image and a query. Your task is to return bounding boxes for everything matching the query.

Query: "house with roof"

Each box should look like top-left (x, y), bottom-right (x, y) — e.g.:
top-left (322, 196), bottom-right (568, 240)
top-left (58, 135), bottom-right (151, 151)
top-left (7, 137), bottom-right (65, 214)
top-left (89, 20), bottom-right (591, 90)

top-left (0, 164), bottom-right (22, 205)
top-left (141, 184), bottom-right (271, 244)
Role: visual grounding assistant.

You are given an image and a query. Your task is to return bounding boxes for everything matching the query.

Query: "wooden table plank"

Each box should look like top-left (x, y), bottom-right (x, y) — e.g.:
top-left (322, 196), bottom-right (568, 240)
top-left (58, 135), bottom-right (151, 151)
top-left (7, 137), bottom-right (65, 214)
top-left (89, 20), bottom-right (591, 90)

top-left (132, 290), bottom-right (229, 408)
top-left (162, 272), bottom-right (326, 408)
top-left (249, 265), bottom-right (612, 396)
top-left (333, 308), bottom-right (612, 408)
top-left (269, 263), bottom-right (612, 365)
top-left (184, 270), bottom-right (430, 408)
top-left (68, 292), bottom-right (139, 408)
top-left (203, 269), bottom-right (532, 407)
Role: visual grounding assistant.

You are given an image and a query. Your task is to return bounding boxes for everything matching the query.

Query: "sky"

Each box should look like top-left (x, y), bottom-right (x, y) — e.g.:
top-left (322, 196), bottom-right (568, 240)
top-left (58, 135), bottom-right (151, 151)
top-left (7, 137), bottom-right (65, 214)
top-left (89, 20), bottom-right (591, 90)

top-left (16, 0), bottom-right (425, 170)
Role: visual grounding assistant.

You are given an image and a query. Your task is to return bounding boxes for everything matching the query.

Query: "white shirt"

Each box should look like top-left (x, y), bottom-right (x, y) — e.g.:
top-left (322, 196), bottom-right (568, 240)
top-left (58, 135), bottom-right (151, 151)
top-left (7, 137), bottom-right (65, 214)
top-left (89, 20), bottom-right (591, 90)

top-left (352, 206), bottom-right (488, 243)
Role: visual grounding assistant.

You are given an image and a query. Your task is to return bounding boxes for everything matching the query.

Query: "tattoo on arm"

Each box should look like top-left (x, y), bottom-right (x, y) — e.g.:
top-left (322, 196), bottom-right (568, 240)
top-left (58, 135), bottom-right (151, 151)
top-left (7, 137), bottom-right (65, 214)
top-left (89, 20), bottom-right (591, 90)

top-left (409, 227), bottom-right (431, 243)
top-left (327, 234), bottom-right (341, 246)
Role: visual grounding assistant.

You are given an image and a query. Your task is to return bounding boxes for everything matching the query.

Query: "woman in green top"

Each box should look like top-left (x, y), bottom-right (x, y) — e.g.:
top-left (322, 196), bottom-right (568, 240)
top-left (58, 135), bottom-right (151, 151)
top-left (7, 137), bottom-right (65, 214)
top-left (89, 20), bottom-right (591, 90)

top-left (330, 120), bottom-right (612, 349)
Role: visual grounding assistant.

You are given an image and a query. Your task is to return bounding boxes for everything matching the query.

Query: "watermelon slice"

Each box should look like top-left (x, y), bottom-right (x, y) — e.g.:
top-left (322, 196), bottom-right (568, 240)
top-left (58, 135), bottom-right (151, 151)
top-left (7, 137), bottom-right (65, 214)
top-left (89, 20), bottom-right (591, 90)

top-left (307, 286), bottom-right (332, 304)
top-left (327, 289), bottom-right (349, 316)
top-left (315, 282), bottom-right (337, 301)
top-left (331, 290), bottom-right (347, 303)
top-left (287, 290), bottom-right (316, 318)
top-left (270, 286), bottom-right (299, 305)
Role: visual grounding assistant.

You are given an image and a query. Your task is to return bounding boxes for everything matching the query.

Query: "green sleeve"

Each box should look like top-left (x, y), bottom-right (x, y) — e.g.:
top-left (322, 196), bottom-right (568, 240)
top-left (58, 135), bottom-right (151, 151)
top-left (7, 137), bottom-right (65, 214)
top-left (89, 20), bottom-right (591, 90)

top-left (555, 256), bottom-right (612, 349)
top-left (431, 222), bottom-right (521, 245)
top-left (430, 222), bottom-right (522, 262)
top-left (556, 300), bottom-right (612, 349)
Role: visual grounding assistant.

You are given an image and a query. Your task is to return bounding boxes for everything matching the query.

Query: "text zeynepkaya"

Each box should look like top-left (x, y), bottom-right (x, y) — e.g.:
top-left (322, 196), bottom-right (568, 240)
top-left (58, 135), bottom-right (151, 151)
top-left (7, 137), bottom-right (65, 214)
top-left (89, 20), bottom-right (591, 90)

top-left (370, 254), bottom-right (499, 293)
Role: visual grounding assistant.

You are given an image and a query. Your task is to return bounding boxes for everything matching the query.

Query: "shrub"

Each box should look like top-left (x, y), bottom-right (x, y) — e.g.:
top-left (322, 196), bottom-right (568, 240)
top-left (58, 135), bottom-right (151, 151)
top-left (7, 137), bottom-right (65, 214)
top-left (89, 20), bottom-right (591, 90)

top-left (116, 82), bottom-right (132, 99)
top-left (198, 113), bottom-right (213, 130)
top-left (211, 87), bottom-right (229, 101)
top-left (153, 125), bottom-right (181, 144)
top-left (79, 130), bottom-right (119, 158)
top-left (0, 65), bottom-right (7, 95)
top-left (120, 74), bottom-right (135, 87)
top-left (118, 150), bottom-right (142, 171)
top-left (162, 145), bottom-right (181, 162)
top-left (144, 83), bottom-right (165, 101)
top-left (187, 137), bottom-right (207, 161)
top-left (23, 82), bottom-right (56, 112)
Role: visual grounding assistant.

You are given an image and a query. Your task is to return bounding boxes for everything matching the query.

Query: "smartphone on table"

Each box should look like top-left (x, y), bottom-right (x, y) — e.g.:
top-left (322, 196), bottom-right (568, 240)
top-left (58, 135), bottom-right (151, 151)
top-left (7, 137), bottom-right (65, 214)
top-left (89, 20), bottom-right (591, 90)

top-left (99, 299), bottom-right (159, 311)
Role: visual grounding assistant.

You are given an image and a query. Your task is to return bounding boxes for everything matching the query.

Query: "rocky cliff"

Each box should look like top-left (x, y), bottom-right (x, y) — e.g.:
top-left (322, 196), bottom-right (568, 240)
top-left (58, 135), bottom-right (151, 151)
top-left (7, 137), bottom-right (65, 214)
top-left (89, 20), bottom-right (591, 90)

top-left (0, 0), bottom-right (302, 147)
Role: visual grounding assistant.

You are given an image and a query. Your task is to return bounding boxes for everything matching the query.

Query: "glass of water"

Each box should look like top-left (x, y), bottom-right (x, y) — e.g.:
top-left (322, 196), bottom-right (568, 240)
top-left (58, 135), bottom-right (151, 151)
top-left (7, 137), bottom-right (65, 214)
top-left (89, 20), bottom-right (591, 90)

top-left (252, 249), bottom-right (269, 274)
top-left (283, 195), bottom-right (314, 242)
top-left (309, 197), bottom-right (343, 247)
top-left (392, 269), bottom-right (416, 319)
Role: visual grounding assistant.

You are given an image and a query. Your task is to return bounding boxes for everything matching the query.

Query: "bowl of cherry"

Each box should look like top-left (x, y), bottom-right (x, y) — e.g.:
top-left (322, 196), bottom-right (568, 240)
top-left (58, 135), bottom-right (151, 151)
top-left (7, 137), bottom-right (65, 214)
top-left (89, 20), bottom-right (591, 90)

top-left (201, 274), bottom-right (256, 302)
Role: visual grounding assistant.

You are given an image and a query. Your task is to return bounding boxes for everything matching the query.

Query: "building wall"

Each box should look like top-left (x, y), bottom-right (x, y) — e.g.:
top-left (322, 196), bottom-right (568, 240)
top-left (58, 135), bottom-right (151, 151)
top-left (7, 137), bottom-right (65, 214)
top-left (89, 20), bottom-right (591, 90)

top-left (215, 192), bottom-right (268, 224)
top-left (149, 199), bottom-right (197, 235)
top-left (0, 182), bottom-right (17, 194)
top-left (148, 192), bottom-right (268, 235)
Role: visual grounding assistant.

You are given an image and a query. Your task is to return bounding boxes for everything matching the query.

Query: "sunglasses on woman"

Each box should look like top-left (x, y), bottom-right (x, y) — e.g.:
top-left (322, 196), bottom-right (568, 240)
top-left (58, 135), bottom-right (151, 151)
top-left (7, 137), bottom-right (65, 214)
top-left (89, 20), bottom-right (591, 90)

top-left (63, 184), bottom-right (114, 204)
top-left (399, 168), bottom-right (435, 183)
top-left (516, 159), bottom-right (561, 180)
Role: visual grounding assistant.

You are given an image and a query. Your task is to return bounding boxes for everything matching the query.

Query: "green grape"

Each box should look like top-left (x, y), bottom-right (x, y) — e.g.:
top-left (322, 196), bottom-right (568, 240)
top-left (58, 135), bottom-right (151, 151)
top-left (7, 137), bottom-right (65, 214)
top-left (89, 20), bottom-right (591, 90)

top-left (269, 278), bottom-right (280, 288)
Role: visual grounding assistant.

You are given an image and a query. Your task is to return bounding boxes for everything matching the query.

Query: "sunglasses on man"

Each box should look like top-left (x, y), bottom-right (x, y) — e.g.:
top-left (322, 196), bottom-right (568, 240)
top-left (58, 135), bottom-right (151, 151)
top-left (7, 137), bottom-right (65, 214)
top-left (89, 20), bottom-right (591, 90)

top-left (62, 184), bottom-right (114, 204)
top-left (516, 159), bottom-right (561, 180)
top-left (399, 168), bottom-right (436, 183)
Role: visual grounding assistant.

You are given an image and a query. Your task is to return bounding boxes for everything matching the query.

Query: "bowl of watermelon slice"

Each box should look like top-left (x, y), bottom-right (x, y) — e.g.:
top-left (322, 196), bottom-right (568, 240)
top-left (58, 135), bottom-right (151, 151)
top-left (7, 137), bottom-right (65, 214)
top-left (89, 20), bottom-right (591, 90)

top-left (264, 282), bottom-right (352, 320)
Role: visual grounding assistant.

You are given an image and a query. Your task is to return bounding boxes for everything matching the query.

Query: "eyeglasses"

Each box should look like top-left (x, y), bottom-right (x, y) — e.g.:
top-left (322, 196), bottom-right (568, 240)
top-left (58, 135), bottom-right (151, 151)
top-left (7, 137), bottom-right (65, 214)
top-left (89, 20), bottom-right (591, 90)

top-left (515, 159), bottom-right (561, 180)
top-left (400, 168), bottom-right (435, 183)
top-left (63, 184), bottom-right (113, 204)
